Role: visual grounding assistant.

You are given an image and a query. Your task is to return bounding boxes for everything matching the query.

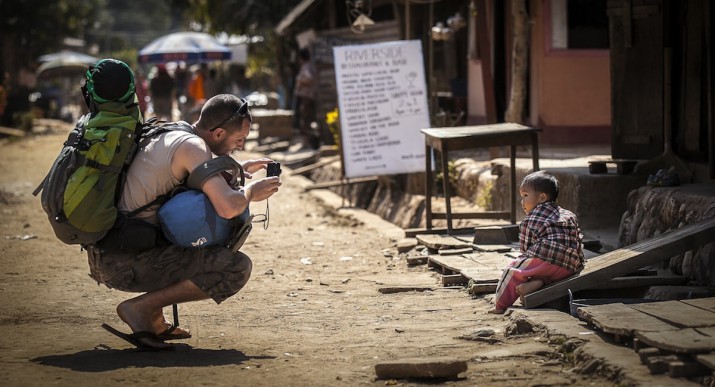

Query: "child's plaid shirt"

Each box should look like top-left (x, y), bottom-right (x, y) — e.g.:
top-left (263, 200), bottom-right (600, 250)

top-left (519, 201), bottom-right (585, 272)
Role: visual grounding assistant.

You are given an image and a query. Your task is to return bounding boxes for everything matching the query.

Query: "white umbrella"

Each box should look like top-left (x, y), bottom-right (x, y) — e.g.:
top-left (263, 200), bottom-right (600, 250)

top-left (38, 50), bottom-right (98, 64)
top-left (138, 32), bottom-right (231, 64)
top-left (36, 50), bottom-right (98, 77)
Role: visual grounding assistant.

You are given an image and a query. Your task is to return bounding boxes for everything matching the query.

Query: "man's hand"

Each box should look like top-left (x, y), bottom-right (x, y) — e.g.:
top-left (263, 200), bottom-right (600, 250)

top-left (245, 176), bottom-right (281, 202)
top-left (241, 158), bottom-right (274, 176)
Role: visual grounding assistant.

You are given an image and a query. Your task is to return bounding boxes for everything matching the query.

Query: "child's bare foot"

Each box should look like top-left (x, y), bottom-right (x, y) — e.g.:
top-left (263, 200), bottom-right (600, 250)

top-left (516, 280), bottom-right (545, 304)
top-left (487, 308), bottom-right (506, 314)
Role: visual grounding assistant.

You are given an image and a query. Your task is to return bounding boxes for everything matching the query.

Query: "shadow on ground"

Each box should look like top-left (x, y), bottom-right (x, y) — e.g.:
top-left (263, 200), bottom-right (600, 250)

top-left (32, 347), bottom-right (275, 372)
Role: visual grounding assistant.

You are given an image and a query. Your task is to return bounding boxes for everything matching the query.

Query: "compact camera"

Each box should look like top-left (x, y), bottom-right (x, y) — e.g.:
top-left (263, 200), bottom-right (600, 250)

top-left (266, 162), bottom-right (282, 177)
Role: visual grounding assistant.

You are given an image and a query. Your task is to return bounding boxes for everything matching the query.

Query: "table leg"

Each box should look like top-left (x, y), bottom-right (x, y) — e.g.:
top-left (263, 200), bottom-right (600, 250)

top-left (425, 144), bottom-right (433, 230)
top-left (510, 144), bottom-right (517, 224)
top-left (441, 147), bottom-right (453, 233)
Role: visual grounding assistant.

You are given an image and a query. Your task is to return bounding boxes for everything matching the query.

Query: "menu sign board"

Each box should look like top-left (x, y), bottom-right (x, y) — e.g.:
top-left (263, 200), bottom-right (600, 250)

top-left (333, 40), bottom-right (430, 178)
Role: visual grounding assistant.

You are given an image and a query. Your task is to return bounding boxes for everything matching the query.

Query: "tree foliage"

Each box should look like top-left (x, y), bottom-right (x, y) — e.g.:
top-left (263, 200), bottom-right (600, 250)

top-left (0, 0), bottom-right (106, 74)
top-left (0, 0), bottom-right (304, 88)
top-left (190, 0), bottom-right (303, 36)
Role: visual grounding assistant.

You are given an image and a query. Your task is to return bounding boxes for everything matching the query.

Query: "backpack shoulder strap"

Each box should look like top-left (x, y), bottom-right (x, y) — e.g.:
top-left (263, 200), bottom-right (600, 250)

top-left (186, 156), bottom-right (245, 191)
top-left (141, 120), bottom-right (195, 139)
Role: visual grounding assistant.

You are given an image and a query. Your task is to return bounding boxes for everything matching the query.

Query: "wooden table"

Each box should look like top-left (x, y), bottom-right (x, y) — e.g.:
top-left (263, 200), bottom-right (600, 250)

top-left (421, 123), bottom-right (540, 234)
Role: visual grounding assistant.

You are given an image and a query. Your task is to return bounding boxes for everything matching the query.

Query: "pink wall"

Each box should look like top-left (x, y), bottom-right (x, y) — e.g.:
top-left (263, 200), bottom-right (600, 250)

top-left (466, 0), bottom-right (612, 144)
top-left (530, 0), bottom-right (612, 144)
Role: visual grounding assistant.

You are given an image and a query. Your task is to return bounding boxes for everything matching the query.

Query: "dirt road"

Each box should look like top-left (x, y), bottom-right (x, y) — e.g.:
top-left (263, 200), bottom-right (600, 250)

top-left (0, 124), bottom-right (616, 386)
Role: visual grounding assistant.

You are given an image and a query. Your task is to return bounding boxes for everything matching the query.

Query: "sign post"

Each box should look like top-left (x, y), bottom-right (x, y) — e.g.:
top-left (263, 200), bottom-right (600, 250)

top-left (333, 40), bottom-right (430, 178)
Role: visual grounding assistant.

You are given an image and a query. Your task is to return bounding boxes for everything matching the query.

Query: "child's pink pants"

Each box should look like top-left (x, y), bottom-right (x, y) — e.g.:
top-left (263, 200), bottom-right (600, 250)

top-left (494, 257), bottom-right (574, 310)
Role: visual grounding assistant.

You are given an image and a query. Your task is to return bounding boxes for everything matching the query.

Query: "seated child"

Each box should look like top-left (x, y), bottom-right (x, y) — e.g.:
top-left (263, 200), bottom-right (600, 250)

top-left (489, 171), bottom-right (585, 314)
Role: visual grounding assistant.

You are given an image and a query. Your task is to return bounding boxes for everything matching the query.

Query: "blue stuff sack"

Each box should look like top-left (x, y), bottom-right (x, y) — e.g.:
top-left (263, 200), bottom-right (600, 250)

top-left (158, 190), bottom-right (233, 248)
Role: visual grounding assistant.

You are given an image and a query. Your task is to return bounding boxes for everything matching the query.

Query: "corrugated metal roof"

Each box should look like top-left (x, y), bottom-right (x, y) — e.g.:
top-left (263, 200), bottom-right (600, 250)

top-left (275, 0), bottom-right (319, 36)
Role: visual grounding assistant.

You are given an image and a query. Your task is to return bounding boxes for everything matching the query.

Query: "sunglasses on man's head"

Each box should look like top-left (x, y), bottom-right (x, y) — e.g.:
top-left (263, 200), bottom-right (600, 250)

top-left (209, 100), bottom-right (251, 132)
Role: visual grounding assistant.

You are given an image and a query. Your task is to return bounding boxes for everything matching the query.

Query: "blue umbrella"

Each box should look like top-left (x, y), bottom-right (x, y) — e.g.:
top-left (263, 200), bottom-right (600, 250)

top-left (138, 32), bottom-right (231, 64)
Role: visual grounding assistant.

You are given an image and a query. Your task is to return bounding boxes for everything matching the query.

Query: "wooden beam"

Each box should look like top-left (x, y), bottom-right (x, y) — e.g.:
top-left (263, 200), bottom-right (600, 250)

top-left (524, 217), bottom-right (715, 308)
top-left (404, 227), bottom-right (475, 237)
top-left (0, 126), bottom-right (26, 137)
top-left (304, 176), bottom-right (378, 190)
top-left (442, 274), bottom-right (467, 286)
top-left (429, 211), bottom-right (511, 220)
top-left (289, 155), bottom-right (340, 176)
top-left (590, 275), bottom-right (687, 289)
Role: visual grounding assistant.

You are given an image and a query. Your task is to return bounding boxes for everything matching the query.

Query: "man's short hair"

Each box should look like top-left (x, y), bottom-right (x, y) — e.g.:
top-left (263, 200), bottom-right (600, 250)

top-left (195, 94), bottom-right (252, 132)
top-left (521, 171), bottom-right (559, 202)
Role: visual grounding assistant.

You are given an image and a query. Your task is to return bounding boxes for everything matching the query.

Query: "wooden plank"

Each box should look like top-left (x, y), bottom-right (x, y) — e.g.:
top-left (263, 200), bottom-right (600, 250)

top-left (467, 282), bottom-right (497, 294)
top-left (0, 126), bottom-right (26, 137)
top-left (590, 275), bottom-right (688, 290)
top-left (473, 224), bottom-right (519, 244)
top-left (441, 274), bottom-right (467, 286)
top-left (378, 286), bottom-right (434, 294)
top-left (430, 253), bottom-right (506, 283)
top-left (417, 235), bottom-right (471, 250)
top-left (473, 244), bottom-right (513, 253)
top-left (305, 176), bottom-right (378, 190)
top-left (459, 268), bottom-right (503, 283)
top-left (669, 360), bottom-right (711, 378)
top-left (682, 297), bottom-right (715, 313)
top-left (404, 227), bottom-right (475, 237)
top-left (374, 357), bottom-right (468, 380)
top-left (289, 155), bottom-right (340, 176)
top-left (645, 355), bottom-right (679, 375)
top-left (636, 328), bottom-right (715, 354)
top-left (524, 217), bottom-right (715, 308)
top-left (460, 252), bottom-right (509, 282)
top-left (438, 247), bottom-right (474, 256)
top-left (630, 300), bottom-right (715, 328)
top-left (428, 255), bottom-right (484, 273)
top-left (577, 303), bottom-right (678, 337)
top-left (638, 347), bottom-right (666, 364)
top-left (695, 353), bottom-right (715, 370)
top-left (406, 256), bottom-right (428, 266)
top-left (430, 211), bottom-right (510, 220)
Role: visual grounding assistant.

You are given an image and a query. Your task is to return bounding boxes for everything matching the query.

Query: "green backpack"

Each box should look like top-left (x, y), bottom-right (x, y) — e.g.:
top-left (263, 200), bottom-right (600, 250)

top-left (34, 96), bottom-right (145, 245)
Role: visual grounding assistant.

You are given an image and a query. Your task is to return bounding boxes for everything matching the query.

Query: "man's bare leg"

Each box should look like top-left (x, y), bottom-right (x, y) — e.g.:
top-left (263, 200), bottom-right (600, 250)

top-left (117, 279), bottom-right (210, 335)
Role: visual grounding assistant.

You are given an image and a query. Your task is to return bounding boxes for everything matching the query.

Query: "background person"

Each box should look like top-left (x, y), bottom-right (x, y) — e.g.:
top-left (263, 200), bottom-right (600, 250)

top-left (292, 48), bottom-right (318, 150)
top-left (149, 64), bottom-right (175, 120)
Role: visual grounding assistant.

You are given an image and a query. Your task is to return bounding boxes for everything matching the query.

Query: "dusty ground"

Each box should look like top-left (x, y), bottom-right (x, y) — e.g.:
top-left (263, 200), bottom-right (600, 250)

top-left (0, 123), bottom-right (618, 386)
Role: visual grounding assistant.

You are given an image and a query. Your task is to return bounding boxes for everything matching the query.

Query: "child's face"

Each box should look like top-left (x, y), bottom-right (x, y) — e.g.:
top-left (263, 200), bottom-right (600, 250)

top-left (519, 185), bottom-right (547, 214)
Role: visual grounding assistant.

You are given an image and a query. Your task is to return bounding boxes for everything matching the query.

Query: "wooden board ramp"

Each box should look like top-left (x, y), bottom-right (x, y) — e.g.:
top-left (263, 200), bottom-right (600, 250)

top-left (523, 217), bottom-right (715, 308)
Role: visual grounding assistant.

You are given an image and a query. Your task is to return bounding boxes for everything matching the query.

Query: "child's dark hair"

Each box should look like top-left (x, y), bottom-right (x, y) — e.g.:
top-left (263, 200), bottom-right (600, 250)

top-left (521, 171), bottom-right (559, 202)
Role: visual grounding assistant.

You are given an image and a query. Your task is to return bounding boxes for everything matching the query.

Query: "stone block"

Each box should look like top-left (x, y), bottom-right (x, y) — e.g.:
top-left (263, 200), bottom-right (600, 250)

top-left (374, 357), bottom-right (467, 379)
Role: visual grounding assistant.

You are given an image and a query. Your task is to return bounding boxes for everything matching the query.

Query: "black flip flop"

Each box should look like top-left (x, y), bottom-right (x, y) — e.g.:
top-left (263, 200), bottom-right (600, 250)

top-left (157, 324), bottom-right (192, 341)
top-left (101, 323), bottom-right (175, 351)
